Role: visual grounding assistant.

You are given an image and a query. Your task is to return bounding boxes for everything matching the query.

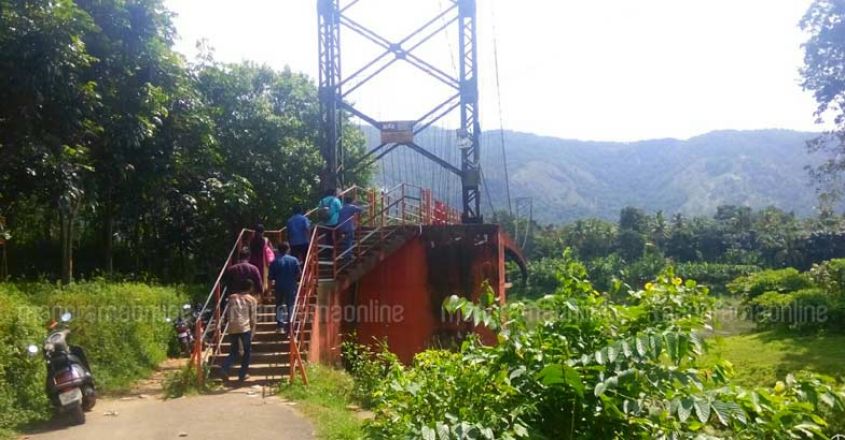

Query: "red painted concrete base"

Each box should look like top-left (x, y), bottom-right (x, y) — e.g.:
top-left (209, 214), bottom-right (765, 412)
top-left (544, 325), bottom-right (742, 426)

top-left (308, 224), bottom-right (524, 365)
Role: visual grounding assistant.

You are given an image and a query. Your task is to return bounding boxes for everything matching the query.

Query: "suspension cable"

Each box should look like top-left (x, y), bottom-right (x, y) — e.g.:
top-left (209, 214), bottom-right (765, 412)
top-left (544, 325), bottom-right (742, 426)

top-left (490, 0), bottom-right (513, 216)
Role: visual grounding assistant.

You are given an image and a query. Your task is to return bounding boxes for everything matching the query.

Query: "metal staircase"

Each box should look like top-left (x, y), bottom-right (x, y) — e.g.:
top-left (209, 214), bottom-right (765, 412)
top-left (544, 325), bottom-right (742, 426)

top-left (191, 184), bottom-right (460, 385)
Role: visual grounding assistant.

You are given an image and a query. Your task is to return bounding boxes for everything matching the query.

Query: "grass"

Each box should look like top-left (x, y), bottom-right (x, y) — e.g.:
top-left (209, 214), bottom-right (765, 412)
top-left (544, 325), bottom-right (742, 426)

top-left (703, 330), bottom-right (845, 387)
top-left (278, 364), bottom-right (364, 440)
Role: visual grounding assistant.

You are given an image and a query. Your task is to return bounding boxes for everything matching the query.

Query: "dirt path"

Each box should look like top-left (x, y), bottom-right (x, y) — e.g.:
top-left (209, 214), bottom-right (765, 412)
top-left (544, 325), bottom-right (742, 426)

top-left (21, 360), bottom-right (314, 440)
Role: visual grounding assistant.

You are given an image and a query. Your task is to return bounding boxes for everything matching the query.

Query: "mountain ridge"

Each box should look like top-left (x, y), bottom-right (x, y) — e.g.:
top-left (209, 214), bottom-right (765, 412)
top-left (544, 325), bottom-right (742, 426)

top-left (366, 127), bottom-right (828, 224)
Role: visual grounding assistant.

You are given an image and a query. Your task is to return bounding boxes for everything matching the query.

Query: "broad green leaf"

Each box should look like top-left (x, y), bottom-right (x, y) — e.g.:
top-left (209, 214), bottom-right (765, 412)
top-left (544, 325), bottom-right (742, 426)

top-left (678, 397), bottom-right (693, 423)
top-left (607, 344), bottom-right (618, 363)
top-left (537, 364), bottom-right (564, 386)
top-left (666, 333), bottom-right (679, 363)
top-left (621, 340), bottom-right (633, 358)
top-left (820, 392), bottom-right (836, 408)
top-left (594, 381), bottom-right (607, 397)
top-left (436, 422), bottom-right (450, 439)
top-left (563, 365), bottom-right (585, 397)
top-left (422, 426), bottom-right (436, 440)
top-left (650, 334), bottom-right (663, 358)
top-left (509, 366), bottom-right (527, 380)
top-left (711, 401), bottom-right (730, 426)
top-left (636, 335), bottom-right (648, 357)
top-left (693, 398), bottom-right (710, 424)
top-left (792, 423), bottom-right (823, 438)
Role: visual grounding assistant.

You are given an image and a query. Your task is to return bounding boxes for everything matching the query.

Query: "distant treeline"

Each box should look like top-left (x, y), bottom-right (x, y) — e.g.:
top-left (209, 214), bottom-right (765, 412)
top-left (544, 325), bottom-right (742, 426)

top-left (503, 205), bottom-right (845, 296)
top-left (0, 0), bottom-right (368, 283)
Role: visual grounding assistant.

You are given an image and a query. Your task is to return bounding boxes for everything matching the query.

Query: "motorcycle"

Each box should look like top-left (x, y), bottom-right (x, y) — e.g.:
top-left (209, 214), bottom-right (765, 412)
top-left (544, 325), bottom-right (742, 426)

top-left (167, 304), bottom-right (195, 356)
top-left (27, 312), bottom-right (96, 426)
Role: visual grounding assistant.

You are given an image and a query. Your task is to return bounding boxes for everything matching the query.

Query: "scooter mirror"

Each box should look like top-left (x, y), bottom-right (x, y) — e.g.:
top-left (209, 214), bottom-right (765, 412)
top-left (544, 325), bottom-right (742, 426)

top-left (60, 312), bottom-right (72, 323)
top-left (182, 304), bottom-right (191, 311)
top-left (26, 345), bottom-right (38, 356)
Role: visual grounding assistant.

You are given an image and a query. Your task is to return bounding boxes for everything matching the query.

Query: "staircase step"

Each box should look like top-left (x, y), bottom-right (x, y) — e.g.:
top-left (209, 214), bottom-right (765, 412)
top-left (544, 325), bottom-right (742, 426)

top-left (251, 331), bottom-right (288, 342)
top-left (211, 364), bottom-right (291, 378)
top-left (219, 334), bottom-right (309, 353)
top-left (252, 321), bottom-right (311, 332)
top-left (220, 340), bottom-right (287, 353)
top-left (212, 352), bottom-right (290, 365)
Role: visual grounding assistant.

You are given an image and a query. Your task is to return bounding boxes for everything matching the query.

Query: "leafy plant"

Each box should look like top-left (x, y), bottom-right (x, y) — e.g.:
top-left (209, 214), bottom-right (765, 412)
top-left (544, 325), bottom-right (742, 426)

top-left (340, 337), bottom-right (402, 409)
top-left (728, 268), bottom-right (813, 300)
top-left (162, 364), bottom-right (216, 399)
top-left (360, 261), bottom-right (845, 439)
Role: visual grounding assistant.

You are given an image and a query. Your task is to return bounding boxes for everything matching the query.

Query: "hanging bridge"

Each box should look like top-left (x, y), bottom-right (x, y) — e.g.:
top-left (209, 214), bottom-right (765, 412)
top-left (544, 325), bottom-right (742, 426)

top-left (189, 0), bottom-right (527, 385)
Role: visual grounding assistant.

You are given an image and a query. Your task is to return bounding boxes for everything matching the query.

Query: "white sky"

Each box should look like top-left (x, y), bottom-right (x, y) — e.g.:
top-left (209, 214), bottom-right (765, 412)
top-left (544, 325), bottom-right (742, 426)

top-left (167, 0), bottom-right (821, 142)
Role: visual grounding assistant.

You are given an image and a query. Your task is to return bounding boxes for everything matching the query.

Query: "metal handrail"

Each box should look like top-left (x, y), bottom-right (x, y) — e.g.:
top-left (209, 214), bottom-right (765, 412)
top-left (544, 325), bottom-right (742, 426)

top-left (195, 183), bottom-right (460, 384)
top-left (191, 186), bottom-right (367, 372)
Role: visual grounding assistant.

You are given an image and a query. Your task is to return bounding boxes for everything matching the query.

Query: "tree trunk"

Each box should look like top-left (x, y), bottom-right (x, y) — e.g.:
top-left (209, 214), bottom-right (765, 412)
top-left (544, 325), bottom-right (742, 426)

top-left (60, 211), bottom-right (74, 285)
top-left (133, 221), bottom-right (141, 275)
top-left (103, 190), bottom-right (114, 275)
top-left (1, 244), bottom-right (7, 281)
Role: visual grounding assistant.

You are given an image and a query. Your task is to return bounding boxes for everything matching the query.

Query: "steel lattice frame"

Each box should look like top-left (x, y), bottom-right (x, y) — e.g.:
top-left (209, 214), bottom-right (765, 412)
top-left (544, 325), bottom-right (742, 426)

top-left (317, 0), bottom-right (483, 223)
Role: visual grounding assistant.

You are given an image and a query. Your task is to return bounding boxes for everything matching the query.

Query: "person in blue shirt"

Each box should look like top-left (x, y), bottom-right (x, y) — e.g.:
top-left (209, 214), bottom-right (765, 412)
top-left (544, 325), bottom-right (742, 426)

top-left (319, 189), bottom-right (342, 227)
top-left (338, 196), bottom-right (362, 257)
top-left (268, 242), bottom-right (301, 334)
top-left (318, 189), bottom-right (343, 258)
top-left (286, 205), bottom-right (311, 263)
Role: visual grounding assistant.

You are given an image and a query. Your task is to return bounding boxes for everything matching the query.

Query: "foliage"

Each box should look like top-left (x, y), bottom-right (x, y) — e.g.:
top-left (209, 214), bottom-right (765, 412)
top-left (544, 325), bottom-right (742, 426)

top-left (810, 258), bottom-right (845, 295)
top-left (508, 257), bottom-right (573, 299)
top-left (801, 0), bottom-right (845, 200)
top-left (0, 1), bottom-right (371, 283)
top-left (277, 364), bottom-right (364, 440)
top-left (0, 290), bottom-right (51, 434)
top-left (1, 281), bottom-right (187, 392)
top-left (340, 338), bottom-right (401, 409)
top-left (361, 260), bottom-right (845, 439)
top-left (674, 263), bottom-right (760, 296)
top-left (728, 263), bottom-right (845, 332)
top-left (728, 268), bottom-right (813, 301)
top-left (162, 363), bottom-right (215, 399)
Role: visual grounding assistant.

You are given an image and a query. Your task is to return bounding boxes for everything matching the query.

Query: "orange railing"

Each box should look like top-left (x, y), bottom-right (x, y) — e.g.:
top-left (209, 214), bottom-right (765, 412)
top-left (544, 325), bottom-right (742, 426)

top-left (193, 184), bottom-right (459, 384)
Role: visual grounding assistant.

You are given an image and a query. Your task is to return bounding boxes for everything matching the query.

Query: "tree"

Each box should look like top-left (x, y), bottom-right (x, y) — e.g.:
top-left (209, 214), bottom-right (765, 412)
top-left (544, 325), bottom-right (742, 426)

top-left (75, 0), bottom-right (183, 274)
top-left (618, 206), bottom-right (648, 234)
top-left (0, 0), bottom-right (100, 283)
top-left (801, 0), bottom-right (845, 199)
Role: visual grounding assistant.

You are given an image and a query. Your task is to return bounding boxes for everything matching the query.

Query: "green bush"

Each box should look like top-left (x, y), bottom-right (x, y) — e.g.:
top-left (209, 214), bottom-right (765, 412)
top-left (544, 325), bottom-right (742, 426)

top-left (340, 338), bottom-right (401, 409)
top-left (750, 288), bottom-right (845, 332)
top-left (162, 364), bottom-right (215, 399)
top-left (0, 280), bottom-right (188, 433)
top-left (360, 272), bottom-right (845, 439)
top-left (508, 258), bottom-right (570, 299)
top-left (728, 268), bottom-right (812, 300)
top-left (810, 258), bottom-right (845, 296)
top-left (0, 290), bottom-right (50, 434)
top-left (675, 262), bottom-right (760, 296)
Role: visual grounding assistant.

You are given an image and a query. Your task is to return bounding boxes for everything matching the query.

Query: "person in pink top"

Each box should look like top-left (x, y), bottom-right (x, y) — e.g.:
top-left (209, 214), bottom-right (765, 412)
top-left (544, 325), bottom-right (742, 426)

top-left (248, 224), bottom-right (274, 295)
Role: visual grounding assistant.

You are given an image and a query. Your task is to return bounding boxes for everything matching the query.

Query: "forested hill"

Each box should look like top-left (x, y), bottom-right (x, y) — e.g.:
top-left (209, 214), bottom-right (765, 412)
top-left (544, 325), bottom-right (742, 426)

top-left (476, 129), bottom-right (826, 224)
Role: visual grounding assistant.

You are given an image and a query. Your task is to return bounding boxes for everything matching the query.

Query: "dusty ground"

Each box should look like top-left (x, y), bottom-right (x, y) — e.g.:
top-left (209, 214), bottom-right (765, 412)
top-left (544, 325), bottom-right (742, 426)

top-left (21, 359), bottom-right (314, 440)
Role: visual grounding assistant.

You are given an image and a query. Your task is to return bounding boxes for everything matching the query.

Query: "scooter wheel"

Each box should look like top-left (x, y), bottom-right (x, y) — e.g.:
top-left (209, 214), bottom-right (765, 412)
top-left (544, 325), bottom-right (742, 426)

top-left (181, 340), bottom-right (193, 356)
top-left (68, 404), bottom-right (85, 425)
top-left (82, 385), bottom-right (97, 411)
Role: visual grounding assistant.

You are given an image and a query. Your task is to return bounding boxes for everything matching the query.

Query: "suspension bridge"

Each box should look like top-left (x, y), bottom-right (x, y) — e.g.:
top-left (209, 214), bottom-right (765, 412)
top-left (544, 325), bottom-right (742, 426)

top-left (190, 0), bottom-right (528, 385)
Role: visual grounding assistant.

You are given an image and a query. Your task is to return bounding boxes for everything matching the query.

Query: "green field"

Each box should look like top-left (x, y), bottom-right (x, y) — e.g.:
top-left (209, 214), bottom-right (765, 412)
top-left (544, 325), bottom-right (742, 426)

top-left (704, 331), bottom-right (845, 387)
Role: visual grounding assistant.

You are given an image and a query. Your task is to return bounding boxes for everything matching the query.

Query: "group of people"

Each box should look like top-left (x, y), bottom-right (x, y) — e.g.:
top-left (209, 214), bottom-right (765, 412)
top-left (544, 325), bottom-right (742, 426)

top-left (217, 189), bottom-right (362, 382)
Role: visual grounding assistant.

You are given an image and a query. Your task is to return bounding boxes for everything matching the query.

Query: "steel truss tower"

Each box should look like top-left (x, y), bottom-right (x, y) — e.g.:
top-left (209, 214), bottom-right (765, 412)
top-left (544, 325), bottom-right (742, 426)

top-left (317, 0), bottom-right (483, 223)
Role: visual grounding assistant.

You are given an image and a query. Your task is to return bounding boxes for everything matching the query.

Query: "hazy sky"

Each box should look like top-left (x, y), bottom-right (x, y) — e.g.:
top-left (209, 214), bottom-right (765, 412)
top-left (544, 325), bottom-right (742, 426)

top-left (167, 0), bottom-right (821, 142)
